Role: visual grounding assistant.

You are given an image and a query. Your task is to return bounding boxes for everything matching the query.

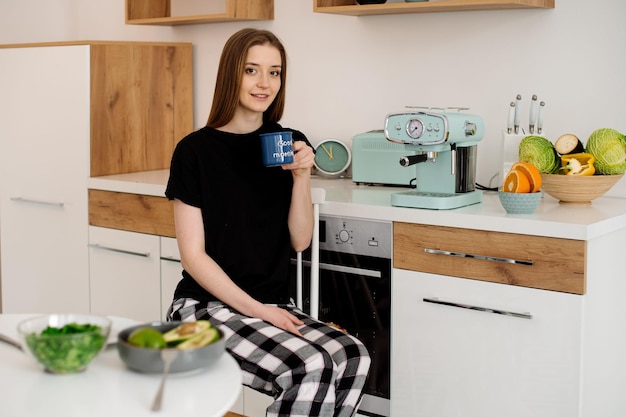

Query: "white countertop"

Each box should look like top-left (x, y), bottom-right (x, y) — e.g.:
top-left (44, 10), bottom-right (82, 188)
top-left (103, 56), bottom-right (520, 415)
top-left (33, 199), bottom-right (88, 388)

top-left (88, 170), bottom-right (626, 241)
top-left (88, 169), bottom-right (172, 197)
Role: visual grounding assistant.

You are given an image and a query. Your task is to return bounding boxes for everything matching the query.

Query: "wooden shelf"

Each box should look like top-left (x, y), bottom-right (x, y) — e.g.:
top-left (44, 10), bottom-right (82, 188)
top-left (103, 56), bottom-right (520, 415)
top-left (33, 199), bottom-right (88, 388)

top-left (126, 0), bottom-right (273, 26)
top-left (313, 0), bottom-right (554, 16)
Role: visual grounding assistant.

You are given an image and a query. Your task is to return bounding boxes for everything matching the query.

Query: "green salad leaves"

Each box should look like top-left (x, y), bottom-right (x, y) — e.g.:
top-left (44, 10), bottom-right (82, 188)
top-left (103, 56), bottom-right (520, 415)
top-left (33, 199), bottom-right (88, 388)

top-left (25, 323), bottom-right (106, 373)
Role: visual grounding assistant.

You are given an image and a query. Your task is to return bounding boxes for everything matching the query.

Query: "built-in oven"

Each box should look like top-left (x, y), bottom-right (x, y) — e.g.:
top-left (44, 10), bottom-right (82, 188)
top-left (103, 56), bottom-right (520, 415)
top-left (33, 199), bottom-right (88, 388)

top-left (290, 215), bottom-right (392, 417)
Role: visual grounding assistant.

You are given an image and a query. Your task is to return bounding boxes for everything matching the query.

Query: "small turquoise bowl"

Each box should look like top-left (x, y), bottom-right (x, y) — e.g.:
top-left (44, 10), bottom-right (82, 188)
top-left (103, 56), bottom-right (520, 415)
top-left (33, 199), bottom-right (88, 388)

top-left (498, 191), bottom-right (542, 214)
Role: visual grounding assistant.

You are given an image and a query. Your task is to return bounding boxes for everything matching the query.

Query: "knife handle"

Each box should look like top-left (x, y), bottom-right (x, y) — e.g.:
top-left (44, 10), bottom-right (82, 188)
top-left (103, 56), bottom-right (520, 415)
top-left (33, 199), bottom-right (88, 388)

top-left (537, 101), bottom-right (545, 134)
top-left (507, 102), bottom-right (515, 134)
top-left (529, 95), bottom-right (538, 133)
top-left (514, 94), bottom-right (522, 134)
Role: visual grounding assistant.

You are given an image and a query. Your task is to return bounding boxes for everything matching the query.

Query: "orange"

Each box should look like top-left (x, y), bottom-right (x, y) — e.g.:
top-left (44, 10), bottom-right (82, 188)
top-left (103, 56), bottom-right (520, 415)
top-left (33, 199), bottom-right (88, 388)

top-left (503, 169), bottom-right (531, 193)
top-left (511, 161), bottom-right (542, 192)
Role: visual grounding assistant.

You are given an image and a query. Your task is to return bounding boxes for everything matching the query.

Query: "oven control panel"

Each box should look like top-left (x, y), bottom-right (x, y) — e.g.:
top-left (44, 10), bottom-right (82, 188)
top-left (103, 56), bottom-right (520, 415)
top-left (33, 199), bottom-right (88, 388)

top-left (319, 215), bottom-right (391, 259)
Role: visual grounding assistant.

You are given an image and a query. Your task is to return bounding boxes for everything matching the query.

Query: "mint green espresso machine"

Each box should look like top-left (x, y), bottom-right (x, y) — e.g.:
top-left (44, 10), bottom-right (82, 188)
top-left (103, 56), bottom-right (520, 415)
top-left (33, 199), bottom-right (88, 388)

top-left (383, 108), bottom-right (485, 210)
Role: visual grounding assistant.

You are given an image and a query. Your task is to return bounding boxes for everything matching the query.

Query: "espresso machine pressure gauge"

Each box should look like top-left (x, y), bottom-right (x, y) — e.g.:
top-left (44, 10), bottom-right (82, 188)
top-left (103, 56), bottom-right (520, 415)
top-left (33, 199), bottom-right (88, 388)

top-left (406, 118), bottom-right (424, 139)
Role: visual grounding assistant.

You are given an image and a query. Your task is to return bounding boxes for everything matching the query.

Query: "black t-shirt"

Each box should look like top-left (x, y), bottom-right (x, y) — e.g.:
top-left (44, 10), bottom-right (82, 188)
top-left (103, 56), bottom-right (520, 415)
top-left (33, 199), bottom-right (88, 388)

top-left (165, 122), bottom-right (311, 305)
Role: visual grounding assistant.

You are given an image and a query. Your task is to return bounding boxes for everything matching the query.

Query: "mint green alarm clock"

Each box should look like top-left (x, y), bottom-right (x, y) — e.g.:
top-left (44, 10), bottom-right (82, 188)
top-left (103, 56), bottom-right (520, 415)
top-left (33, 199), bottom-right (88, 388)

top-left (314, 139), bottom-right (351, 177)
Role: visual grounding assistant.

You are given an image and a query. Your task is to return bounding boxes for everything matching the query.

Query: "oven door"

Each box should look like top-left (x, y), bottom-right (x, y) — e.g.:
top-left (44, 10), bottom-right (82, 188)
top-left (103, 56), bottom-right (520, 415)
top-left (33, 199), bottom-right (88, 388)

top-left (290, 249), bottom-right (391, 417)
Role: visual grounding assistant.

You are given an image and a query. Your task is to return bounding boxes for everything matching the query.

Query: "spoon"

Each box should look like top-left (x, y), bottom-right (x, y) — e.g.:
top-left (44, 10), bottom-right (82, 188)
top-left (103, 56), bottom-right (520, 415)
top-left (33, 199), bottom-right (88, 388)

top-left (0, 333), bottom-right (22, 351)
top-left (150, 348), bottom-right (179, 412)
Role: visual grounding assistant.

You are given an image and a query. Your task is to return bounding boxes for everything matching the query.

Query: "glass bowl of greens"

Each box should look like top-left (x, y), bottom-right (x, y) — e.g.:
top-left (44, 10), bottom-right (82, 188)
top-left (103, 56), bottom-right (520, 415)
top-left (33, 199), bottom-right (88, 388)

top-left (17, 314), bottom-right (111, 374)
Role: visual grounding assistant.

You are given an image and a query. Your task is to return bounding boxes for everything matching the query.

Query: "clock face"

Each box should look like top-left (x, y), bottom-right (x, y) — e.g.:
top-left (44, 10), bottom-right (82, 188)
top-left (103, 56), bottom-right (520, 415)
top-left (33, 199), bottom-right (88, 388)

top-left (314, 139), bottom-right (351, 177)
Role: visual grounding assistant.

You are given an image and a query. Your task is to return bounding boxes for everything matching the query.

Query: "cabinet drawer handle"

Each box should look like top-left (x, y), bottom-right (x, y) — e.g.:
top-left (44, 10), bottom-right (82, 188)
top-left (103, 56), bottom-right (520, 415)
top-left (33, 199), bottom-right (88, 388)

top-left (89, 243), bottom-right (150, 258)
top-left (10, 196), bottom-right (64, 207)
top-left (160, 256), bottom-right (181, 263)
top-left (424, 248), bottom-right (533, 266)
top-left (423, 297), bottom-right (532, 320)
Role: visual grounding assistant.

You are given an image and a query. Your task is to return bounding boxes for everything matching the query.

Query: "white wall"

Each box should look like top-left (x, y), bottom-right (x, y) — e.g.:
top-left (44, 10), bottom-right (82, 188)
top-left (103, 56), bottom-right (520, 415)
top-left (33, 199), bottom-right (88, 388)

top-left (1, 0), bottom-right (625, 193)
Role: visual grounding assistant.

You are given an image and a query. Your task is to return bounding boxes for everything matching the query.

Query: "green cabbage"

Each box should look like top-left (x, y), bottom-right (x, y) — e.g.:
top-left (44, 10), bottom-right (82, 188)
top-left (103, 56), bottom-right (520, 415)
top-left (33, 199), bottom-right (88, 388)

top-left (585, 128), bottom-right (626, 175)
top-left (518, 135), bottom-right (559, 173)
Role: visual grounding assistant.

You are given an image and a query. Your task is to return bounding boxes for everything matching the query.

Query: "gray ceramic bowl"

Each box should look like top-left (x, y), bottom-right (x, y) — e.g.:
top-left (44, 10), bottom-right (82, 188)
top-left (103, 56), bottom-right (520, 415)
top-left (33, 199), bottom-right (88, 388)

top-left (117, 321), bottom-right (225, 373)
top-left (498, 191), bottom-right (542, 214)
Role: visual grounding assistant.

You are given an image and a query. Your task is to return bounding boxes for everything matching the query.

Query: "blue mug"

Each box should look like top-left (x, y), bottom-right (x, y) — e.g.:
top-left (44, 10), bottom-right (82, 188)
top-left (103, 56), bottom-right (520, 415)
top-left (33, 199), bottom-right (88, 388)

top-left (260, 131), bottom-right (294, 166)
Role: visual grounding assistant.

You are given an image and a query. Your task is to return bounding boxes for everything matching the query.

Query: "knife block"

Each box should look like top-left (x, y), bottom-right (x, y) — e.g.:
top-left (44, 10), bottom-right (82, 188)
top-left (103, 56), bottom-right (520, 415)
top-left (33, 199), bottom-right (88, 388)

top-left (501, 131), bottom-right (547, 186)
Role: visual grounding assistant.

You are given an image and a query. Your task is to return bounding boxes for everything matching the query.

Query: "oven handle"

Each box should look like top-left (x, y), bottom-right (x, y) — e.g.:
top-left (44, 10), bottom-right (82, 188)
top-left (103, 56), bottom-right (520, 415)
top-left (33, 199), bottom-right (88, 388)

top-left (295, 259), bottom-right (382, 279)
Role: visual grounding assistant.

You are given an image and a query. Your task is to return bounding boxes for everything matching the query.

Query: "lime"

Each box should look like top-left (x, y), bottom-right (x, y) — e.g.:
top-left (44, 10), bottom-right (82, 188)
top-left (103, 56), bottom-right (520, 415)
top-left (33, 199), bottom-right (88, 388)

top-left (128, 328), bottom-right (166, 349)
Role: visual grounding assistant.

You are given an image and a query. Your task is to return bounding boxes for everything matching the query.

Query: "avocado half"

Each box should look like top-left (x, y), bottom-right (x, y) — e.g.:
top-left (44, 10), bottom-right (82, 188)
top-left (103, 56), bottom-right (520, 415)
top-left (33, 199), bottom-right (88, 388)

top-left (163, 320), bottom-right (212, 344)
top-left (177, 328), bottom-right (221, 349)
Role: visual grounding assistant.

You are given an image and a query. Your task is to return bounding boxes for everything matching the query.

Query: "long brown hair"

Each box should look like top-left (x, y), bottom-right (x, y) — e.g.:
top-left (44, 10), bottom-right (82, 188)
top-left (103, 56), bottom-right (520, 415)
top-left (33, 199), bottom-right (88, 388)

top-left (206, 28), bottom-right (287, 128)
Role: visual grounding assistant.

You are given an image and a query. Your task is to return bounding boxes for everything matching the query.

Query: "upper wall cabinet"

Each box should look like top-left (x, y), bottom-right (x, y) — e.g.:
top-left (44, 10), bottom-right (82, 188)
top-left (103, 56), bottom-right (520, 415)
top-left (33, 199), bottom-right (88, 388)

top-left (313, 0), bottom-right (554, 16)
top-left (0, 41), bottom-right (193, 178)
top-left (126, 0), bottom-right (273, 25)
top-left (88, 42), bottom-right (194, 176)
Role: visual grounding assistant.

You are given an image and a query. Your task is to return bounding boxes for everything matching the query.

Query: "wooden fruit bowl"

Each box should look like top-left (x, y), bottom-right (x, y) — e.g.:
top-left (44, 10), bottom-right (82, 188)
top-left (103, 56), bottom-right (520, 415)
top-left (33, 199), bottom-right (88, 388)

top-left (540, 173), bottom-right (624, 204)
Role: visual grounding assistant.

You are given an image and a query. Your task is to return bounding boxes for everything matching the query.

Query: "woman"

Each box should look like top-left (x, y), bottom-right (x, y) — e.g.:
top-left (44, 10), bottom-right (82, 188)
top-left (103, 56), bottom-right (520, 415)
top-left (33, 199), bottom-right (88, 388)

top-left (165, 28), bottom-right (371, 417)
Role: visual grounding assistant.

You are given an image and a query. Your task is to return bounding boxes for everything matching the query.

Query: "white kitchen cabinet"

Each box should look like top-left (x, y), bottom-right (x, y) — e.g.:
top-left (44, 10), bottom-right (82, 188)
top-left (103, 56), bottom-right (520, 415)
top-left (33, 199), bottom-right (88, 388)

top-left (160, 236), bottom-right (181, 320)
top-left (393, 222), bottom-right (626, 416)
top-left (0, 45), bottom-right (91, 313)
top-left (243, 387), bottom-right (273, 416)
top-left (229, 387), bottom-right (274, 416)
top-left (89, 226), bottom-right (161, 322)
top-left (0, 41), bottom-right (192, 314)
top-left (392, 268), bottom-right (582, 417)
top-left (90, 233), bottom-right (182, 323)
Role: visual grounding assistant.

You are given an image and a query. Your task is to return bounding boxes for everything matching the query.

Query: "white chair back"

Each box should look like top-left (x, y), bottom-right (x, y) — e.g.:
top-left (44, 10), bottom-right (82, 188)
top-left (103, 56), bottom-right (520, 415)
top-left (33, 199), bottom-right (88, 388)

top-left (296, 187), bottom-right (326, 319)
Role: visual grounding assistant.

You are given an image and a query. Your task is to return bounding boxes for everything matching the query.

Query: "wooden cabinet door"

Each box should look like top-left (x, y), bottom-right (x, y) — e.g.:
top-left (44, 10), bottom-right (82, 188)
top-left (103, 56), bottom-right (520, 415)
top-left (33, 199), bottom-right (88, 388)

top-left (392, 269), bottom-right (583, 417)
top-left (89, 226), bottom-right (160, 322)
top-left (0, 45), bottom-right (90, 313)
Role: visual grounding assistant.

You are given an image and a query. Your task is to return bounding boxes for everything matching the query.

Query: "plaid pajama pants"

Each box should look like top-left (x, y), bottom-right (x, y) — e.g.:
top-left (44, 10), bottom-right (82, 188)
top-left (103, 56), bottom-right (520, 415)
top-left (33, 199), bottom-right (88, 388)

top-left (168, 298), bottom-right (371, 417)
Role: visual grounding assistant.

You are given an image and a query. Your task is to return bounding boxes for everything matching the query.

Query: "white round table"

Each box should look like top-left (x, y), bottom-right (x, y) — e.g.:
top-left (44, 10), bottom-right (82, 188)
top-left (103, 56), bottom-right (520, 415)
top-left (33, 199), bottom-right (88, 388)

top-left (0, 314), bottom-right (241, 417)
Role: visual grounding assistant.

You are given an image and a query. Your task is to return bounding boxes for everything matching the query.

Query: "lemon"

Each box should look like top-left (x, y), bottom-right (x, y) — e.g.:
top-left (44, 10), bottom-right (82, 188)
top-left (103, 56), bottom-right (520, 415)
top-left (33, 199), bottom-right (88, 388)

top-left (128, 328), bottom-right (166, 349)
